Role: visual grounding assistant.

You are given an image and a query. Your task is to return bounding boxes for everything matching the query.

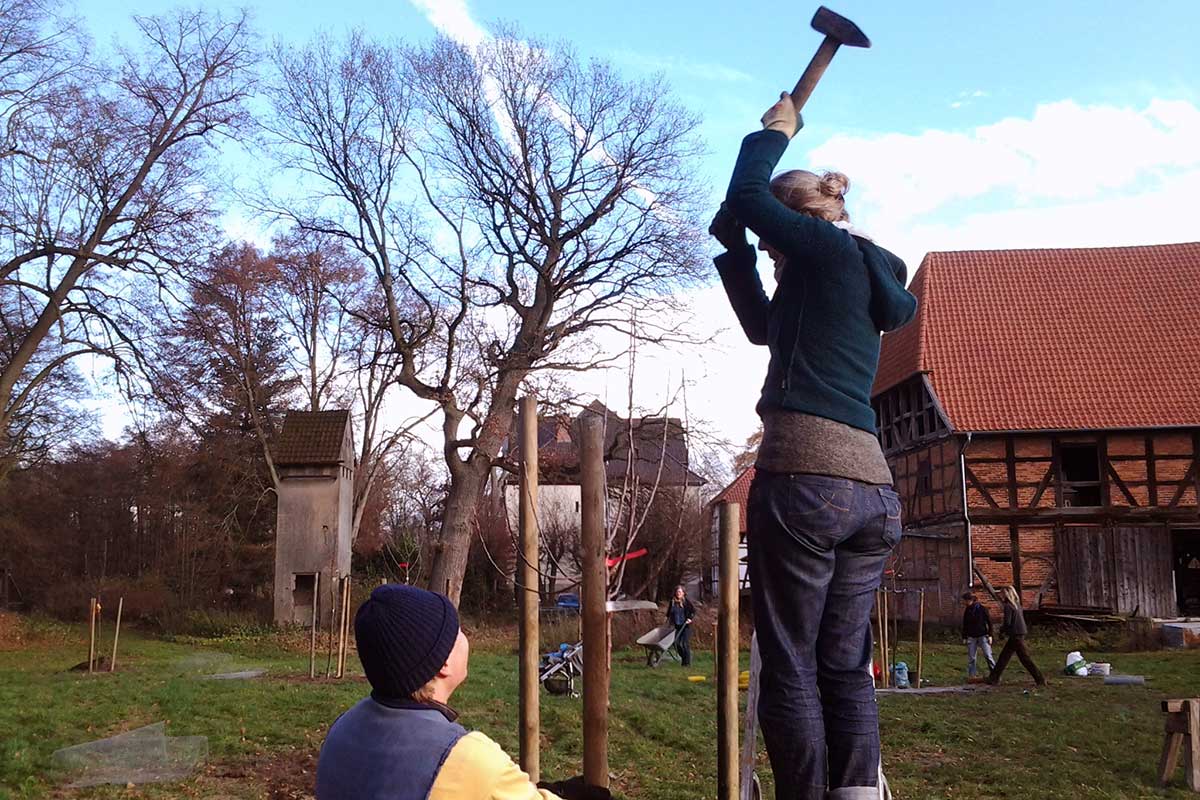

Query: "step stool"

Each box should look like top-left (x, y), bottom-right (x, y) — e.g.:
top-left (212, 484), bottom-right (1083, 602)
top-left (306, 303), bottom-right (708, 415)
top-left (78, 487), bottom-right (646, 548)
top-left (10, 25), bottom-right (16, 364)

top-left (1159, 698), bottom-right (1200, 792)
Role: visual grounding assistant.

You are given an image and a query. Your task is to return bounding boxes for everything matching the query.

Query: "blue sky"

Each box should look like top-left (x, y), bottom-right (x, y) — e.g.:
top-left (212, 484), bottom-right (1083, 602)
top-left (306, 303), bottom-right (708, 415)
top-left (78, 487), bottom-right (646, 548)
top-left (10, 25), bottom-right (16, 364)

top-left (76, 0), bottom-right (1200, 464)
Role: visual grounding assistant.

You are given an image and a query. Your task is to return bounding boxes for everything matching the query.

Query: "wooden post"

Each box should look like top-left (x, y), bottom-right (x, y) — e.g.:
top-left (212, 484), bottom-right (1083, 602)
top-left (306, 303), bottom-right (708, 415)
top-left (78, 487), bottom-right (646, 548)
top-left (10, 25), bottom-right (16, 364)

top-left (739, 634), bottom-right (762, 800)
top-left (326, 575), bottom-right (336, 678)
top-left (579, 414), bottom-right (609, 790)
top-left (518, 395), bottom-right (541, 782)
top-left (109, 598), bottom-right (124, 673)
top-left (309, 574), bottom-right (320, 679)
top-left (87, 598), bottom-right (97, 674)
top-left (718, 502), bottom-right (740, 800)
top-left (891, 589), bottom-right (900, 678)
top-left (879, 590), bottom-right (888, 688)
top-left (337, 576), bottom-right (352, 678)
top-left (916, 590), bottom-right (925, 689)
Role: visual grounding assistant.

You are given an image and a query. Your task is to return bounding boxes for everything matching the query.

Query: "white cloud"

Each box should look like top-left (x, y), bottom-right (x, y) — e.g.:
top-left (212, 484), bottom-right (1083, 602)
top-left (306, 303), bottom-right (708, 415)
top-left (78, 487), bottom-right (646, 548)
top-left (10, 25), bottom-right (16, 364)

top-left (609, 49), bottom-right (752, 83)
top-left (408, 0), bottom-right (488, 46)
top-left (803, 98), bottom-right (1200, 267)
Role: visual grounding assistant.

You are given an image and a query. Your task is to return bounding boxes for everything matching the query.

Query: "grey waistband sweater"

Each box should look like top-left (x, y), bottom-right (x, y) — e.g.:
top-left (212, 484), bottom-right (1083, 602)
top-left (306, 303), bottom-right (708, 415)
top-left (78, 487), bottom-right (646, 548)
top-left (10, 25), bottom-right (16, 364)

top-left (755, 409), bottom-right (893, 485)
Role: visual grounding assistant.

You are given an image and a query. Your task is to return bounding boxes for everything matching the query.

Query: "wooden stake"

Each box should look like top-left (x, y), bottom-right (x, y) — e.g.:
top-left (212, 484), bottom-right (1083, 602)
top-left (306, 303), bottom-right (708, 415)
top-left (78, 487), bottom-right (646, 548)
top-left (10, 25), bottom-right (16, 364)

top-left (883, 590), bottom-right (891, 688)
top-left (579, 414), bottom-right (609, 790)
top-left (717, 502), bottom-right (740, 800)
top-left (892, 587), bottom-right (900, 676)
top-left (309, 574), bottom-right (320, 679)
top-left (109, 598), bottom-right (123, 673)
top-left (518, 395), bottom-right (541, 782)
top-left (916, 590), bottom-right (925, 689)
top-left (87, 597), bottom-right (97, 674)
top-left (326, 575), bottom-right (336, 678)
top-left (739, 633), bottom-right (762, 800)
top-left (337, 576), bottom-right (352, 678)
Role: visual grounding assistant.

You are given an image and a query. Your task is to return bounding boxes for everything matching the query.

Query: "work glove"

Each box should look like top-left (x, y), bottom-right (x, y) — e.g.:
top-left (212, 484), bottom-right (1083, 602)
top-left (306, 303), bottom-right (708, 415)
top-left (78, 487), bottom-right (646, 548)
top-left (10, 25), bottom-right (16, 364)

top-left (537, 776), bottom-right (613, 800)
top-left (760, 91), bottom-right (804, 139)
top-left (708, 202), bottom-right (746, 251)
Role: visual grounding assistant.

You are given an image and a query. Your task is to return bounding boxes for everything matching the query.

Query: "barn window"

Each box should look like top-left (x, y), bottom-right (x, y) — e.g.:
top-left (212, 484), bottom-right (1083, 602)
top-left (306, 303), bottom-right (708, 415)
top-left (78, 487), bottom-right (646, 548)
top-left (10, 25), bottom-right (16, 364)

top-left (917, 459), bottom-right (933, 496)
top-left (1060, 443), bottom-right (1102, 507)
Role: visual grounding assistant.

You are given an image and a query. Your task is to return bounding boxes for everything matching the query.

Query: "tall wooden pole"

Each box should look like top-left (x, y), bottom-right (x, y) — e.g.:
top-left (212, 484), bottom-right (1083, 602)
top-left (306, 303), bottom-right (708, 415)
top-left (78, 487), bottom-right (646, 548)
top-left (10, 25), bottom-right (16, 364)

top-left (579, 414), bottom-right (609, 790)
top-left (916, 589), bottom-right (925, 689)
top-left (337, 576), bottom-right (352, 678)
top-left (518, 395), bottom-right (541, 782)
top-left (309, 574), bottom-right (320, 679)
top-left (87, 598), bottom-right (97, 674)
top-left (718, 502), bottom-right (740, 800)
top-left (109, 598), bottom-right (124, 673)
top-left (880, 590), bottom-right (889, 688)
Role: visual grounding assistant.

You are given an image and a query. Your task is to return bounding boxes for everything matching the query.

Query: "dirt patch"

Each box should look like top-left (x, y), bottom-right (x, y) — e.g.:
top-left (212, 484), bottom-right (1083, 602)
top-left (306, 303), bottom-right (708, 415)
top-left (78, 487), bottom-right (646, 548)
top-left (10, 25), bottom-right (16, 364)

top-left (209, 748), bottom-right (319, 799)
top-left (0, 611), bottom-right (23, 649)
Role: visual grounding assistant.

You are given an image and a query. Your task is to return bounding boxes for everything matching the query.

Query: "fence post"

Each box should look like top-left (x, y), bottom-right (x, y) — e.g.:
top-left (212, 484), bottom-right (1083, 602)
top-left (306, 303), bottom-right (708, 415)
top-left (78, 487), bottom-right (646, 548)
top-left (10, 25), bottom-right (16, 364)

top-left (518, 395), bottom-right (540, 782)
top-left (718, 502), bottom-right (740, 800)
top-left (579, 414), bottom-right (609, 790)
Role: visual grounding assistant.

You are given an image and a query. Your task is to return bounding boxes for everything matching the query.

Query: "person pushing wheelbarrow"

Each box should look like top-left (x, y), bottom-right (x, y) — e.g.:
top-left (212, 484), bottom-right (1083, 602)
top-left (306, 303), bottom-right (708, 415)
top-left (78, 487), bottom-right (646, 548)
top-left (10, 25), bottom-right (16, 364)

top-left (666, 585), bottom-right (696, 667)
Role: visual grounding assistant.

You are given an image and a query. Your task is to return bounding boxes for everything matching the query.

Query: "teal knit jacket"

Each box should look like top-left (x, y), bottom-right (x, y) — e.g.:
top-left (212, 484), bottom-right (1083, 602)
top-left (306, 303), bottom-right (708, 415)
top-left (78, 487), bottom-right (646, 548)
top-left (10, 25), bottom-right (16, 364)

top-left (717, 129), bottom-right (918, 434)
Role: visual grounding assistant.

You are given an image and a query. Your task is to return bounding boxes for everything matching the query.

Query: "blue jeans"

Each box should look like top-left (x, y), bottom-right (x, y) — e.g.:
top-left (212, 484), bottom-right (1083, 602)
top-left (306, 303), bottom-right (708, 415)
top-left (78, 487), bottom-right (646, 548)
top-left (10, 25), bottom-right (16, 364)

top-left (966, 636), bottom-right (995, 677)
top-left (747, 471), bottom-right (902, 800)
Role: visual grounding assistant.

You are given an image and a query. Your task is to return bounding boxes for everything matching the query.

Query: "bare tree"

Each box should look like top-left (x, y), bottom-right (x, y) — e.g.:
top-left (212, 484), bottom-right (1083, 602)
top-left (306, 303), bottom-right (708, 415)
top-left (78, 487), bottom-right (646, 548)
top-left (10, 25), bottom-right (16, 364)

top-left (0, 9), bottom-right (256, 479)
top-left (0, 0), bottom-right (87, 162)
top-left (267, 229), bottom-right (363, 413)
top-left (264, 30), bottom-right (706, 603)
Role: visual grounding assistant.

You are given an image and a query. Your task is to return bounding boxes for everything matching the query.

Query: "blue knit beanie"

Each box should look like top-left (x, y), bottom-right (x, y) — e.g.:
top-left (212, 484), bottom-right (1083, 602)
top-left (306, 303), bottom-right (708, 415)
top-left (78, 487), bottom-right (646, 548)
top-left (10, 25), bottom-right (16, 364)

top-left (354, 584), bottom-right (460, 699)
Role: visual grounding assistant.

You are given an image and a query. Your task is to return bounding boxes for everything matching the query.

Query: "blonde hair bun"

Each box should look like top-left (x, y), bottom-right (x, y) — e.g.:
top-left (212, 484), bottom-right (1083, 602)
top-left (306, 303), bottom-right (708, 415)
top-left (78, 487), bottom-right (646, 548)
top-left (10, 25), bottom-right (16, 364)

top-left (818, 171), bottom-right (849, 199)
top-left (769, 169), bottom-right (851, 223)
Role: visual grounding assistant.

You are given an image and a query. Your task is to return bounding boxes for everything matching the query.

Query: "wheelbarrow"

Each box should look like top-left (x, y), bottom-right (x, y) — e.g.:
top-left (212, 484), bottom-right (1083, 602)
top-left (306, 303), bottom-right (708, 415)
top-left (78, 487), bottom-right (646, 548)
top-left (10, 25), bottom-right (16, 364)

top-left (636, 623), bottom-right (679, 667)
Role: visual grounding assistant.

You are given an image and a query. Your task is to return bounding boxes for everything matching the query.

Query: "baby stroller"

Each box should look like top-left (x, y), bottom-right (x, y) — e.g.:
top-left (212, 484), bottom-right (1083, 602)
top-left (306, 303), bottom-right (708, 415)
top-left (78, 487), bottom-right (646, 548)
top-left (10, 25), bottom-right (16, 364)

top-left (539, 641), bottom-right (583, 697)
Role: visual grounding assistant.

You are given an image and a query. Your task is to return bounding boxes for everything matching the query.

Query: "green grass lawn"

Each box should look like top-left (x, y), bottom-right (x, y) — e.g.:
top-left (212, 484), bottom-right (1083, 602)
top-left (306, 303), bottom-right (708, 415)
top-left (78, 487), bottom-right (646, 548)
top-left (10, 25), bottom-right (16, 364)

top-left (1, 617), bottom-right (1198, 799)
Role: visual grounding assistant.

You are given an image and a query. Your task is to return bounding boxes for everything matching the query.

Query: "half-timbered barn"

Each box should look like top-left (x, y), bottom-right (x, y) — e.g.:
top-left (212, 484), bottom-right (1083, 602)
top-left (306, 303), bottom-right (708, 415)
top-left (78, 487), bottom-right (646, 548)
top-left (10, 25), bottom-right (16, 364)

top-left (873, 243), bottom-right (1200, 624)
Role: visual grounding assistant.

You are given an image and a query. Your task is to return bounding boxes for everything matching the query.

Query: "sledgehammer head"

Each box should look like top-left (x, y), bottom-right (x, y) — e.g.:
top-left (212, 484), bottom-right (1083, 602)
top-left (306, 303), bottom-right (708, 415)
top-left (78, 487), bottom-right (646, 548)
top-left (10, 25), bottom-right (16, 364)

top-left (812, 6), bottom-right (871, 48)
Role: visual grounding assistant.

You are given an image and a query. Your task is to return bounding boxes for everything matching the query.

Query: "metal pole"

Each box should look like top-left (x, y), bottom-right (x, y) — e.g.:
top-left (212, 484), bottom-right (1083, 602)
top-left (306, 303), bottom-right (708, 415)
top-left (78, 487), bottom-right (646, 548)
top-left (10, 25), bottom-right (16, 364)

top-left (579, 414), bottom-right (609, 790)
top-left (916, 589), bottom-right (925, 689)
top-left (309, 574), bottom-right (320, 679)
top-left (109, 598), bottom-right (123, 673)
top-left (518, 395), bottom-right (541, 782)
top-left (718, 501), bottom-right (740, 800)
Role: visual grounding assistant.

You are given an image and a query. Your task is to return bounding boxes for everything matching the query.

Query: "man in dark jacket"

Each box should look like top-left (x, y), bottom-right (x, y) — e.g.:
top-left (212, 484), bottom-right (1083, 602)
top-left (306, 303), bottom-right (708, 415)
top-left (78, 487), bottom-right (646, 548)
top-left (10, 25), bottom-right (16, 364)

top-left (960, 593), bottom-right (995, 678)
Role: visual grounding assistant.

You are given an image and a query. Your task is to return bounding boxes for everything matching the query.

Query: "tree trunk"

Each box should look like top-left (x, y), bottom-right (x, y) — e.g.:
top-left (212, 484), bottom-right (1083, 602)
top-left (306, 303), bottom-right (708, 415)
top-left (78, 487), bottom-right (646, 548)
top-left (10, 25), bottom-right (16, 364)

top-left (427, 462), bottom-right (488, 605)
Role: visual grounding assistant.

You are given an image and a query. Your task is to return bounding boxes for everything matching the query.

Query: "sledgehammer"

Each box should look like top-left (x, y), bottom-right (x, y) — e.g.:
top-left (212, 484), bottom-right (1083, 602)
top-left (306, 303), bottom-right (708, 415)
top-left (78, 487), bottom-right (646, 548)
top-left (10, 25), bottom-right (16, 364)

top-left (790, 7), bottom-right (871, 110)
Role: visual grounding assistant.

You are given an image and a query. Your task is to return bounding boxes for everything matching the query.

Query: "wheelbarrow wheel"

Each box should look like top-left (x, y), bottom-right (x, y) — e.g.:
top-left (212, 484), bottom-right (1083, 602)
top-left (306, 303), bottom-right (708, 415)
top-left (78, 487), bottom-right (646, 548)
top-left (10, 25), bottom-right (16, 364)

top-left (751, 773), bottom-right (762, 800)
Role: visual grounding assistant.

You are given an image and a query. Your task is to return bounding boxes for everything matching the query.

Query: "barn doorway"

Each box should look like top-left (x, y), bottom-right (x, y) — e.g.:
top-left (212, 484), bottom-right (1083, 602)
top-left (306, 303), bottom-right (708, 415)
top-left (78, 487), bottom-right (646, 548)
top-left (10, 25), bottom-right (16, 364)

top-left (1173, 529), bottom-right (1200, 616)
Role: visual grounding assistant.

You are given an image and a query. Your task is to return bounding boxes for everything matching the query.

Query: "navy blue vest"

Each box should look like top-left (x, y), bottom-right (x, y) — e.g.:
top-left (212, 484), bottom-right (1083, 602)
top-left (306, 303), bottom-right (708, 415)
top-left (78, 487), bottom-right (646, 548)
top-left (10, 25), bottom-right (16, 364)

top-left (316, 697), bottom-right (467, 800)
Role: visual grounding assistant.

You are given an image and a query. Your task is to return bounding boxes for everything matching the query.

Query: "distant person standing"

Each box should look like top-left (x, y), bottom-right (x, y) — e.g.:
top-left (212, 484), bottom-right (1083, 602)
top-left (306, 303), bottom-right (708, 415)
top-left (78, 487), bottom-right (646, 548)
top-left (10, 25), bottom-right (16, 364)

top-left (667, 585), bottom-right (696, 667)
top-left (960, 592), bottom-right (995, 679)
top-left (987, 586), bottom-right (1046, 687)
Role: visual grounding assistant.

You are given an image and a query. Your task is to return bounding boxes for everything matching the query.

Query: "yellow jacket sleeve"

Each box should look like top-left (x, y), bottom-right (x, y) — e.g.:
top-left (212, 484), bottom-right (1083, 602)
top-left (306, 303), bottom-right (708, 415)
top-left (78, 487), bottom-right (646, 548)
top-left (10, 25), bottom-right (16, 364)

top-left (430, 731), bottom-right (563, 800)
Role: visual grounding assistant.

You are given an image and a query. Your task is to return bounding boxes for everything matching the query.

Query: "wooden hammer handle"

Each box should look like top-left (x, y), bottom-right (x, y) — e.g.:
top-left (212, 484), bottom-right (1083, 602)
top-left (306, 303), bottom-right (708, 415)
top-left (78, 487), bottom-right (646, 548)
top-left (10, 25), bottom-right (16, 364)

top-left (790, 37), bottom-right (842, 111)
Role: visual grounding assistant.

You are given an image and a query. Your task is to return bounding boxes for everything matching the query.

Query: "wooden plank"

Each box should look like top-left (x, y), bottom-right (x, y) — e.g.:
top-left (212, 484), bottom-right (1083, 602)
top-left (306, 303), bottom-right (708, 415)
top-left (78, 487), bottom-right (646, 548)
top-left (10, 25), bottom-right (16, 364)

top-left (1146, 436), bottom-right (1158, 506)
top-left (964, 465), bottom-right (1002, 509)
top-left (1106, 462), bottom-right (1139, 506)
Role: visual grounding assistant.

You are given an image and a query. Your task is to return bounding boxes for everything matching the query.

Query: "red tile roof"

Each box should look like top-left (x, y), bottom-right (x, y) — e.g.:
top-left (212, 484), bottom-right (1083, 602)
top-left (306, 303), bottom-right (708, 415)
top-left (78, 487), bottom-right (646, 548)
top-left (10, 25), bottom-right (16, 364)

top-left (708, 467), bottom-right (755, 533)
top-left (874, 242), bottom-right (1200, 432)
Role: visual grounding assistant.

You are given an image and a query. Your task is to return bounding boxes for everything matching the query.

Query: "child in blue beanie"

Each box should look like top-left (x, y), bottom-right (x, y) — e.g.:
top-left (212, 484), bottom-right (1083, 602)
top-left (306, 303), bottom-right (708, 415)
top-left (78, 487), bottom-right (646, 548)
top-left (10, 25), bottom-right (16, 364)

top-left (316, 583), bottom-right (606, 800)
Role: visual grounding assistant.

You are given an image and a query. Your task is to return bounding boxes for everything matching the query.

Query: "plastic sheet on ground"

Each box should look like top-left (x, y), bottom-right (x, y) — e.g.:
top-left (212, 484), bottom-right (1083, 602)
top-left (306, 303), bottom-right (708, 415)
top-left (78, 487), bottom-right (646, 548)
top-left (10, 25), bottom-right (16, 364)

top-left (203, 668), bottom-right (266, 680)
top-left (52, 722), bottom-right (207, 787)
